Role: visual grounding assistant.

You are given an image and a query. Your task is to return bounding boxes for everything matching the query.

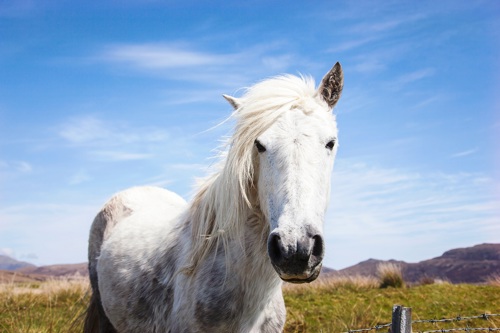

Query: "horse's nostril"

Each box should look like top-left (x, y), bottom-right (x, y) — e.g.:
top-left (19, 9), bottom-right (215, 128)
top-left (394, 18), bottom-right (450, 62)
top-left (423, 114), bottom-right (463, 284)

top-left (268, 233), bottom-right (283, 263)
top-left (311, 235), bottom-right (324, 258)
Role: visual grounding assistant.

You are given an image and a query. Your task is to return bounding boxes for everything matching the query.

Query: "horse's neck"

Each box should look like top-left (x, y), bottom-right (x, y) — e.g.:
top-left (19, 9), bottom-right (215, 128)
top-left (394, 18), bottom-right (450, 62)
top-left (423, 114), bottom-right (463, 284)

top-left (232, 210), bottom-right (282, 302)
top-left (177, 206), bottom-right (282, 330)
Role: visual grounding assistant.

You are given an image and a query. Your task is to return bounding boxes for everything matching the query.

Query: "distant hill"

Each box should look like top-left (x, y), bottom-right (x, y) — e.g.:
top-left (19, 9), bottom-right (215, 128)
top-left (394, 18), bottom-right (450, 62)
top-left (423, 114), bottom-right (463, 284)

top-left (334, 243), bottom-right (500, 284)
top-left (321, 266), bottom-right (336, 274)
top-left (336, 258), bottom-right (406, 277)
top-left (0, 270), bottom-right (47, 283)
top-left (17, 263), bottom-right (88, 277)
top-left (0, 254), bottom-right (36, 270)
top-left (0, 255), bottom-right (87, 283)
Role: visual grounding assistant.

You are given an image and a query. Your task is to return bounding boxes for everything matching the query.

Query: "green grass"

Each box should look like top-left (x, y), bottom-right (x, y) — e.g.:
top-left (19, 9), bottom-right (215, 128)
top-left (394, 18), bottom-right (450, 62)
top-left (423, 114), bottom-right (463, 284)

top-left (0, 279), bottom-right (88, 333)
top-left (284, 283), bottom-right (500, 332)
top-left (0, 278), bottom-right (499, 332)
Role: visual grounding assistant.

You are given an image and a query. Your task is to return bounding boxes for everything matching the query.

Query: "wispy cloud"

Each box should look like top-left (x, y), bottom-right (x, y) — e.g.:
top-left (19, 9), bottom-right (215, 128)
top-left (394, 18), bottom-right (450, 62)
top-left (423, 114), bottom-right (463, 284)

top-left (69, 169), bottom-right (92, 185)
top-left (57, 115), bottom-right (172, 162)
top-left (0, 248), bottom-right (16, 258)
top-left (0, 160), bottom-right (33, 174)
top-left (378, 68), bottom-right (437, 92)
top-left (351, 60), bottom-right (385, 74)
top-left (59, 116), bottom-right (111, 144)
top-left (92, 41), bottom-right (299, 88)
top-left (89, 151), bottom-right (153, 161)
top-left (450, 149), bottom-right (477, 158)
top-left (59, 115), bottom-right (169, 146)
top-left (328, 36), bottom-right (378, 53)
top-left (346, 13), bottom-right (428, 35)
top-left (392, 68), bottom-right (436, 86)
top-left (324, 159), bottom-right (499, 268)
top-left (329, 161), bottom-right (497, 233)
top-left (100, 43), bottom-right (236, 69)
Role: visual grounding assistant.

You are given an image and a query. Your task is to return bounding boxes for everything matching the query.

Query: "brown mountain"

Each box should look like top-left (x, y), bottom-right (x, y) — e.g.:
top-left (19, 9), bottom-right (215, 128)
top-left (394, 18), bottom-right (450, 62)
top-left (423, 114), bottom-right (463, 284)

top-left (17, 263), bottom-right (88, 277)
top-left (0, 254), bottom-right (36, 270)
top-left (335, 243), bottom-right (500, 284)
top-left (336, 259), bottom-right (406, 277)
top-left (0, 270), bottom-right (48, 283)
top-left (0, 255), bottom-right (87, 283)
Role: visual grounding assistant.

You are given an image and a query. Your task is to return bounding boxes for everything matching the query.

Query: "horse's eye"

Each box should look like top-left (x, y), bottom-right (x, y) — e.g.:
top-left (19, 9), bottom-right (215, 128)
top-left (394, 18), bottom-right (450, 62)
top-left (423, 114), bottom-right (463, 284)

top-left (325, 139), bottom-right (335, 150)
top-left (254, 140), bottom-right (266, 153)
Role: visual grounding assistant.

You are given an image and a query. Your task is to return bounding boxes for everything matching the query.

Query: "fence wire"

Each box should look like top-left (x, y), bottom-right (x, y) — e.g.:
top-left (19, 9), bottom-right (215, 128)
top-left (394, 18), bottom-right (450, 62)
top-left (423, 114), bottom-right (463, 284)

top-left (346, 323), bottom-right (392, 333)
top-left (416, 328), bottom-right (500, 333)
top-left (344, 313), bottom-right (500, 333)
top-left (414, 314), bottom-right (500, 325)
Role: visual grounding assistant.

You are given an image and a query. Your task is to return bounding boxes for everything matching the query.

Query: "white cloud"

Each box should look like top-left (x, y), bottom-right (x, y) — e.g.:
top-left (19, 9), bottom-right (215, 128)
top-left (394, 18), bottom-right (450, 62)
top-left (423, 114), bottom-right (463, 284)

top-left (351, 60), bottom-right (385, 74)
top-left (92, 41), bottom-right (299, 88)
top-left (450, 149), bottom-right (477, 158)
top-left (69, 169), bottom-right (92, 185)
top-left (89, 150), bottom-right (153, 161)
top-left (347, 13), bottom-right (427, 34)
top-left (20, 252), bottom-right (38, 261)
top-left (59, 116), bottom-right (110, 144)
top-left (100, 43), bottom-right (236, 69)
top-left (324, 160), bottom-right (499, 269)
top-left (391, 68), bottom-right (436, 86)
top-left (59, 115), bottom-right (169, 146)
top-left (57, 115), bottom-right (173, 162)
top-left (16, 161), bottom-right (33, 173)
top-left (328, 36), bottom-right (378, 53)
top-left (0, 248), bottom-right (16, 258)
top-left (0, 160), bottom-right (33, 175)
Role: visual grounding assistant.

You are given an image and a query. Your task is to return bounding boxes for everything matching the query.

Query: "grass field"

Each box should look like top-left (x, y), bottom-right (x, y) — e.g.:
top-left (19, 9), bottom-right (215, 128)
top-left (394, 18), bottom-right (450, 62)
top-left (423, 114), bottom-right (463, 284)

top-left (0, 276), bottom-right (499, 333)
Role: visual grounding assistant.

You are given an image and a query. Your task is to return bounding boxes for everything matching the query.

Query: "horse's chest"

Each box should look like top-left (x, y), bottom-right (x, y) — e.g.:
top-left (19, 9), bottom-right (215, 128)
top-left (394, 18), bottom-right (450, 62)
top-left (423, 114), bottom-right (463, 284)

top-left (192, 274), bottom-right (244, 331)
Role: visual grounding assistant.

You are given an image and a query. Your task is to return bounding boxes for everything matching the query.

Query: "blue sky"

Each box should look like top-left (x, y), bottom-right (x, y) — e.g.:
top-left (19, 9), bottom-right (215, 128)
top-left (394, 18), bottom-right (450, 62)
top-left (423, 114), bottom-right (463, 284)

top-left (0, 1), bottom-right (498, 269)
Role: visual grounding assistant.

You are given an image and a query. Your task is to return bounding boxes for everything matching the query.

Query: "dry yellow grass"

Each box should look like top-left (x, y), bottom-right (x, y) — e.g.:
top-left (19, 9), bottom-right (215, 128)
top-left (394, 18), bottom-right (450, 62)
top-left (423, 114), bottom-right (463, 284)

top-left (0, 276), bottom-right (90, 333)
top-left (283, 274), bottom-right (379, 294)
top-left (377, 262), bottom-right (405, 288)
top-left (0, 276), bottom-right (89, 296)
top-left (487, 274), bottom-right (500, 287)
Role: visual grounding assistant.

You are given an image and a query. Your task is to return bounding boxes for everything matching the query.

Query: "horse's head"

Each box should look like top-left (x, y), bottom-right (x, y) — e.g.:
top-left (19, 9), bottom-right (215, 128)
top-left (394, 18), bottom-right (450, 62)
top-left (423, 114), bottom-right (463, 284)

top-left (224, 63), bottom-right (343, 283)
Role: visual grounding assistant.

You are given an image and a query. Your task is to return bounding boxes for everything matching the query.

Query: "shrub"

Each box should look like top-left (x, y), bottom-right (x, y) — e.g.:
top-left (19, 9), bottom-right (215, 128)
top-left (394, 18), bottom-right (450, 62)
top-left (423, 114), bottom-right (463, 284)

top-left (417, 275), bottom-right (436, 286)
top-left (486, 274), bottom-right (500, 287)
top-left (377, 263), bottom-right (405, 288)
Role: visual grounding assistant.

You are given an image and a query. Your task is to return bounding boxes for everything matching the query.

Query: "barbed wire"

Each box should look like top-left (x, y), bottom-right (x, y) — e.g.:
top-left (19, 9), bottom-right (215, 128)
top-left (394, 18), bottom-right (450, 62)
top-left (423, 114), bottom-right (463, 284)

top-left (416, 328), bottom-right (500, 333)
top-left (414, 314), bottom-right (500, 325)
top-left (346, 322), bottom-right (392, 333)
top-left (343, 313), bottom-right (500, 333)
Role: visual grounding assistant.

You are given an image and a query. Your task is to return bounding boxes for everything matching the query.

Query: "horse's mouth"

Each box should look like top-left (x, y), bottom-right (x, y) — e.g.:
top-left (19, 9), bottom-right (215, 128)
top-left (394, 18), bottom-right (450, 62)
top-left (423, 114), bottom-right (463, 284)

top-left (277, 263), bottom-right (322, 284)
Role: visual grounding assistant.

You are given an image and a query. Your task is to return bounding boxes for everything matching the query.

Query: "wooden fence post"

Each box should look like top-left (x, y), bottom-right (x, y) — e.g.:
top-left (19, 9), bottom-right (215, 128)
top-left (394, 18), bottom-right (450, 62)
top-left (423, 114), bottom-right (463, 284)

top-left (392, 305), bottom-right (412, 333)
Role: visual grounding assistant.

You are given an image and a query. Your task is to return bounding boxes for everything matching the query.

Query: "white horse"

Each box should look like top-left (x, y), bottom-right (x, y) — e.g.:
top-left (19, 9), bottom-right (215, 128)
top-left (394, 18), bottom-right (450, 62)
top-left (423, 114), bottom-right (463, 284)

top-left (84, 63), bottom-right (343, 333)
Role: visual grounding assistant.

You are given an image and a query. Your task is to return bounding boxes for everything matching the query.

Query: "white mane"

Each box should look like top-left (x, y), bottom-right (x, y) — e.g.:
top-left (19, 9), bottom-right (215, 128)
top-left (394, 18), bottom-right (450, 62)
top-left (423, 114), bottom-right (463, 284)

top-left (185, 74), bottom-right (326, 273)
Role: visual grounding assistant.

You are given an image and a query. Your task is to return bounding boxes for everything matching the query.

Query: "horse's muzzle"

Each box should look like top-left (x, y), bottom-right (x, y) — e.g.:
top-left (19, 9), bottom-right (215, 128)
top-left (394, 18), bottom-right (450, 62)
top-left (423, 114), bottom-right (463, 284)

top-left (267, 231), bottom-right (325, 283)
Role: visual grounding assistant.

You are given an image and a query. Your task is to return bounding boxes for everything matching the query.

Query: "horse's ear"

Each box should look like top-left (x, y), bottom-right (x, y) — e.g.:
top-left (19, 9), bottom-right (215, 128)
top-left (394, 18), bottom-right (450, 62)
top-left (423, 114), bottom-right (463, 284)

top-left (318, 62), bottom-right (343, 110)
top-left (223, 94), bottom-right (241, 110)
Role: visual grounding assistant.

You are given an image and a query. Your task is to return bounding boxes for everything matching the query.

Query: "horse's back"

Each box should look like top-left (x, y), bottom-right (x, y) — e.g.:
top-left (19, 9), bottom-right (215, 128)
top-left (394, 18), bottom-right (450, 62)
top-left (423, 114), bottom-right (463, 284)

top-left (88, 186), bottom-right (186, 274)
top-left (87, 186), bottom-right (187, 332)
